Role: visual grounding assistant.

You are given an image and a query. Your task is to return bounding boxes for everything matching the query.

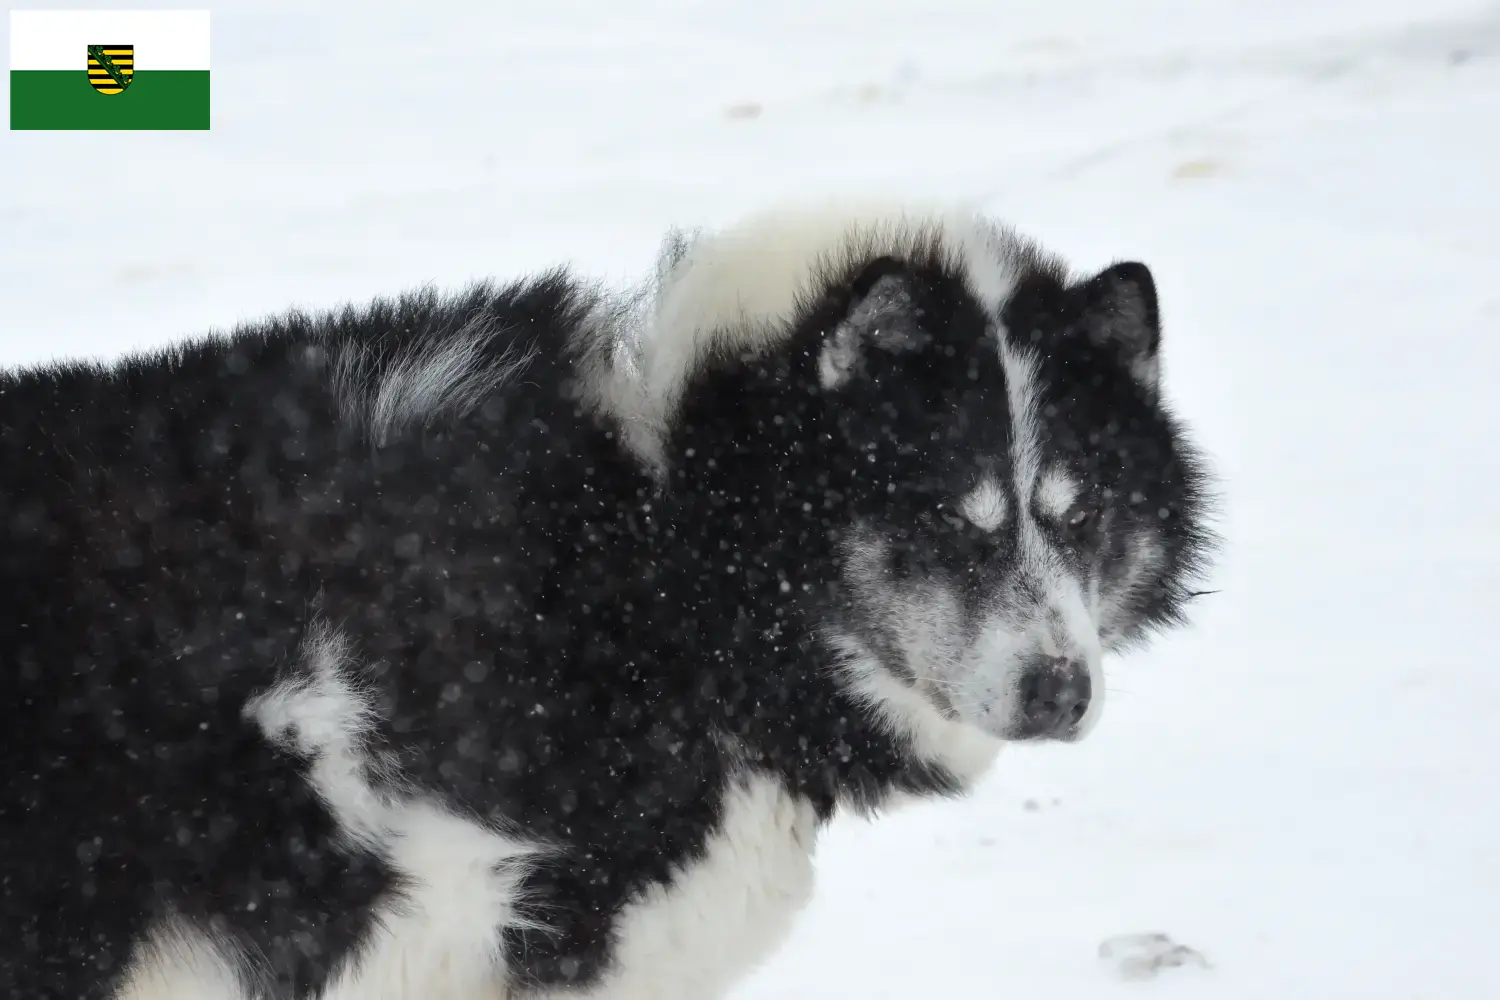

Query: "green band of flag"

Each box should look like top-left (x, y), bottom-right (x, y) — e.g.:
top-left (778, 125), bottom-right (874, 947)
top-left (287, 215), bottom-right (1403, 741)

top-left (10, 70), bottom-right (209, 130)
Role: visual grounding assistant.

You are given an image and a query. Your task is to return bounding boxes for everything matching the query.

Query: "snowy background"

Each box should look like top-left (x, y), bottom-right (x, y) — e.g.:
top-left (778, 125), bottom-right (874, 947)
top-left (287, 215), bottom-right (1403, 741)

top-left (4, 0), bottom-right (1500, 996)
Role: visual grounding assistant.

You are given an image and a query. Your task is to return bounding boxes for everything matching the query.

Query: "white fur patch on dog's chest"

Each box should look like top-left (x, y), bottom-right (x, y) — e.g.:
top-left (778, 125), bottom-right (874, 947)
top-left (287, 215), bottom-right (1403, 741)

top-left (555, 772), bottom-right (820, 1000)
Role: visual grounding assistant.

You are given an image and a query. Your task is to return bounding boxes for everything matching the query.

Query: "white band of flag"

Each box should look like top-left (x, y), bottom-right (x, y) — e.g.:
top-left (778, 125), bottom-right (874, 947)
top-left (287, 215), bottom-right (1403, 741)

top-left (10, 10), bottom-right (210, 70)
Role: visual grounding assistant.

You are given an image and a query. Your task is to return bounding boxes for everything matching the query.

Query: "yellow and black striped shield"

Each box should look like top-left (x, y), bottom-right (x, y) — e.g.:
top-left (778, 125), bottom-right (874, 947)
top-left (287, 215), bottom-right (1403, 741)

top-left (86, 44), bottom-right (134, 95)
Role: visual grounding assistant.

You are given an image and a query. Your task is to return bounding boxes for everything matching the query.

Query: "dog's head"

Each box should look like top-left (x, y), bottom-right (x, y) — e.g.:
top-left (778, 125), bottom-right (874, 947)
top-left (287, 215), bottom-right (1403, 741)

top-left (640, 210), bottom-right (1214, 748)
top-left (802, 242), bottom-right (1213, 744)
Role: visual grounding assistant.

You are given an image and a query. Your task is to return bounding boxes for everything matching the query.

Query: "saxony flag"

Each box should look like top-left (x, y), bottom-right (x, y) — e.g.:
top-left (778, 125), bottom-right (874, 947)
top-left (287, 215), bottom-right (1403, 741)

top-left (10, 10), bottom-right (210, 130)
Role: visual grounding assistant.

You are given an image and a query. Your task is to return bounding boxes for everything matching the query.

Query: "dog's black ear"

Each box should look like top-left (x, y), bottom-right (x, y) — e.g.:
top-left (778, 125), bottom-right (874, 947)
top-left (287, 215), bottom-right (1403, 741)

top-left (818, 256), bottom-right (929, 389)
top-left (1075, 261), bottom-right (1161, 400)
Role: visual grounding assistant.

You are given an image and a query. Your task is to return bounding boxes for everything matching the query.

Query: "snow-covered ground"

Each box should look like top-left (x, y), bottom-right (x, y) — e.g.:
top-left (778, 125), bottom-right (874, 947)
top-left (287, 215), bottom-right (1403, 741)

top-left (4, 1), bottom-right (1499, 996)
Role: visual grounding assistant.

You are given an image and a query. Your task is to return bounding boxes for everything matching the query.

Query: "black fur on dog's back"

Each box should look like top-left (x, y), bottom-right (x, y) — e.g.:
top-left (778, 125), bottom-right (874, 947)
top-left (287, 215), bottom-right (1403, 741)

top-left (0, 273), bottom-right (640, 996)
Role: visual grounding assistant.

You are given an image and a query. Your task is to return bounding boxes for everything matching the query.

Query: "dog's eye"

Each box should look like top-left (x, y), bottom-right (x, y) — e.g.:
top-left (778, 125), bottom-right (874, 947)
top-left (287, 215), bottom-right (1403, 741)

top-left (923, 506), bottom-right (968, 533)
top-left (940, 511), bottom-right (969, 532)
top-left (1065, 503), bottom-right (1095, 531)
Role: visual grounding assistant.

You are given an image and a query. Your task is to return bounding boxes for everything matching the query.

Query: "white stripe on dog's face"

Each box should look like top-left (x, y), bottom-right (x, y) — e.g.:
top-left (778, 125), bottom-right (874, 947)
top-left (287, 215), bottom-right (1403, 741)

top-left (999, 341), bottom-right (1103, 689)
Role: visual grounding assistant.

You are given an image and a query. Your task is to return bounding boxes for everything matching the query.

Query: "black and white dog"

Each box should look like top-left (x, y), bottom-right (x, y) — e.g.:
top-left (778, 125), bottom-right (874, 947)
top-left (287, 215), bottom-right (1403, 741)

top-left (0, 204), bottom-right (1214, 1000)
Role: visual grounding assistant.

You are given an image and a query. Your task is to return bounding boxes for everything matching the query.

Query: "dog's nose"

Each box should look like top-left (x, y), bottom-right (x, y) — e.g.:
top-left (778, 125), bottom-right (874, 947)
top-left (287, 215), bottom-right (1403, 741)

top-left (1017, 659), bottom-right (1092, 739)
